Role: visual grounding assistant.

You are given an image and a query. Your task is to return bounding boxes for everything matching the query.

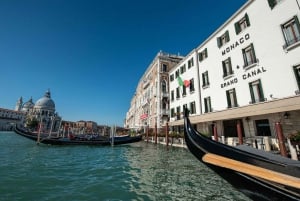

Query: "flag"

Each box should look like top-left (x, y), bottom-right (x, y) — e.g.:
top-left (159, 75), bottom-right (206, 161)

top-left (177, 76), bottom-right (184, 86)
top-left (184, 80), bottom-right (190, 87)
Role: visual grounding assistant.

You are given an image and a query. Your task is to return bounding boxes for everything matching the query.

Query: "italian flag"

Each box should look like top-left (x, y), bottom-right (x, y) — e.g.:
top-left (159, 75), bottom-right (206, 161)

top-left (178, 76), bottom-right (190, 87)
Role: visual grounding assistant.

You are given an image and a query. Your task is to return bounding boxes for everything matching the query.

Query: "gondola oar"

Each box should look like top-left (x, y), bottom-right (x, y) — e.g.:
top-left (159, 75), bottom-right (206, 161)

top-left (202, 153), bottom-right (300, 189)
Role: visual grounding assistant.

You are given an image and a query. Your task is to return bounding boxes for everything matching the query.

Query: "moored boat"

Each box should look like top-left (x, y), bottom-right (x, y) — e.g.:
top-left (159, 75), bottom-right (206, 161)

top-left (39, 134), bottom-right (142, 146)
top-left (14, 125), bottom-right (142, 146)
top-left (183, 109), bottom-right (300, 201)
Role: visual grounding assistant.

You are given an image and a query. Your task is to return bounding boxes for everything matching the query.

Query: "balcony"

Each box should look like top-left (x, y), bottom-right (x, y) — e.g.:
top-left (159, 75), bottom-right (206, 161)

top-left (161, 92), bottom-right (169, 98)
top-left (161, 109), bottom-right (169, 116)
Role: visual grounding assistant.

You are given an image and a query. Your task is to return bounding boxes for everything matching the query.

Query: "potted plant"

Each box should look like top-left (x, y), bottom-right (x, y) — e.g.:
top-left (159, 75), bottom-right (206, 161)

top-left (287, 131), bottom-right (300, 146)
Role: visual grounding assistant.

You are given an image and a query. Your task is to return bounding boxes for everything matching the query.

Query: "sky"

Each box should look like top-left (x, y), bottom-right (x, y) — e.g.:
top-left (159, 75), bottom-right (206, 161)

top-left (0, 0), bottom-right (247, 126)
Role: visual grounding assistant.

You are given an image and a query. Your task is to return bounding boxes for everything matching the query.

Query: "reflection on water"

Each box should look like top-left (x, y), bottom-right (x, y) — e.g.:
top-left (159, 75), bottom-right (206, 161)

top-left (0, 132), bottom-right (250, 201)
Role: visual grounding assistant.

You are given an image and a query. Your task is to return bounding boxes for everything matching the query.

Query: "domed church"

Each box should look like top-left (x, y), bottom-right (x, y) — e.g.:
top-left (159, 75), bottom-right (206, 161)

top-left (15, 89), bottom-right (62, 132)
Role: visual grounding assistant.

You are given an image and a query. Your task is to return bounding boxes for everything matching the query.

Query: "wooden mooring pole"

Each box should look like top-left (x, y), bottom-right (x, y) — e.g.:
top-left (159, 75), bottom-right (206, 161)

top-left (275, 122), bottom-right (288, 157)
top-left (165, 122), bottom-right (169, 146)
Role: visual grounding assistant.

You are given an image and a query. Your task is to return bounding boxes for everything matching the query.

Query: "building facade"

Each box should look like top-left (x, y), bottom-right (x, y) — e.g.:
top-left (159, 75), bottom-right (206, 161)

top-left (169, 0), bottom-right (300, 142)
top-left (15, 89), bottom-right (62, 133)
top-left (125, 51), bottom-right (183, 131)
top-left (0, 108), bottom-right (25, 130)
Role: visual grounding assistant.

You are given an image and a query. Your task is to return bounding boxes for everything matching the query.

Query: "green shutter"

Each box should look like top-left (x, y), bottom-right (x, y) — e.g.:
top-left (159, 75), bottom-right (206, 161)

top-left (234, 22), bottom-right (241, 35)
top-left (251, 43), bottom-right (257, 62)
top-left (199, 52), bottom-right (203, 62)
top-left (245, 13), bottom-right (250, 27)
top-left (242, 48), bottom-right (246, 67)
top-left (217, 37), bottom-right (221, 48)
top-left (225, 30), bottom-right (230, 42)
top-left (233, 88), bottom-right (237, 107)
top-left (228, 57), bottom-right (232, 74)
top-left (294, 16), bottom-right (300, 33)
top-left (205, 48), bottom-right (208, 58)
top-left (294, 67), bottom-right (300, 89)
top-left (204, 98), bottom-right (208, 113)
top-left (258, 79), bottom-right (265, 101)
top-left (207, 72), bottom-right (210, 85)
top-left (249, 82), bottom-right (254, 103)
top-left (226, 90), bottom-right (231, 108)
top-left (268, 0), bottom-right (277, 9)
top-left (222, 61), bottom-right (226, 77)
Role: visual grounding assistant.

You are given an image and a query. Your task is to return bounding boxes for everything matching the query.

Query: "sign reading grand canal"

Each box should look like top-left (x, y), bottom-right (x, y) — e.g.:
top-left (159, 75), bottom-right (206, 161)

top-left (220, 66), bottom-right (267, 88)
top-left (242, 66), bottom-right (267, 80)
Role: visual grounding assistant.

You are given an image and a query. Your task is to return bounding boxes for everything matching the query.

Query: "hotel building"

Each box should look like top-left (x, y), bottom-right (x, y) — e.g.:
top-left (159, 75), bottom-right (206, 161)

top-left (125, 51), bottom-right (183, 131)
top-left (169, 0), bottom-right (300, 143)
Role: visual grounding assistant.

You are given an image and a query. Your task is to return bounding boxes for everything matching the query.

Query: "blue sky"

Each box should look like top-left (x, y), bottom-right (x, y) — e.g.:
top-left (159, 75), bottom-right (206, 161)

top-left (0, 0), bottom-right (247, 126)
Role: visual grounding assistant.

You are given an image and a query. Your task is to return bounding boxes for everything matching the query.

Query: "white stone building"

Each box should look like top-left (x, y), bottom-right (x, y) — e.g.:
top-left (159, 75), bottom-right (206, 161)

top-left (15, 89), bottom-right (62, 132)
top-left (125, 51), bottom-right (183, 131)
top-left (169, 0), bottom-right (300, 142)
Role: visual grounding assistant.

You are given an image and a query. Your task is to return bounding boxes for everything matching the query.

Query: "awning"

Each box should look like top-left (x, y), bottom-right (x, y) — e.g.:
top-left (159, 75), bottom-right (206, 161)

top-left (169, 95), bottom-right (300, 126)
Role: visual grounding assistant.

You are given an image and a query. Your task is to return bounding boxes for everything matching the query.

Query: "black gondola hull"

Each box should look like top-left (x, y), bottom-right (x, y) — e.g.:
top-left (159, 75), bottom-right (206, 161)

top-left (15, 126), bottom-right (142, 146)
top-left (184, 115), bottom-right (300, 201)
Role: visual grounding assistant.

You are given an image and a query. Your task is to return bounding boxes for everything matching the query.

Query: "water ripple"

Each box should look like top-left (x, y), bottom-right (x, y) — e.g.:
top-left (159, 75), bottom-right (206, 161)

top-left (0, 132), bottom-right (250, 201)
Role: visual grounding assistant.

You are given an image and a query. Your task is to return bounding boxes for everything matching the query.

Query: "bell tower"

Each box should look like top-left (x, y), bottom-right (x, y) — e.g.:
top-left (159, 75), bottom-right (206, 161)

top-left (15, 96), bottom-right (23, 111)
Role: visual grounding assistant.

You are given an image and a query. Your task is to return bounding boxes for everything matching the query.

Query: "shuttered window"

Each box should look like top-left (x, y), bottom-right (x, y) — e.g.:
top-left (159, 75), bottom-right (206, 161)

top-left (282, 16), bottom-right (300, 49)
top-left (234, 13), bottom-right (251, 35)
top-left (217, 30), bottom-right (230, 48)
top-left (226, 88), bottom-right (238, 108)
top-left (249, 79), bottom-right (265, 103)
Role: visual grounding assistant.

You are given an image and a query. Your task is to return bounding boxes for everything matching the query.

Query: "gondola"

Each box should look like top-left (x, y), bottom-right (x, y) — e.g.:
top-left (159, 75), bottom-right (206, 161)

top-left (183, 109), bottom-right (300, 201)
top-left (14, 125), bottom-right (49, 141)
top-left (40, 134), bottom-right (142, 146)
top-left (14, 125), bottom-right (142, 146)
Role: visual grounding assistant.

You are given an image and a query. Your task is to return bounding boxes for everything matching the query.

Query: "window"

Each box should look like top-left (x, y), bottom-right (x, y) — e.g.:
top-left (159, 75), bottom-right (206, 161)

top-left (170, 108), bottom-right (175, 118)
top-left (242, 43), bottom-right (258, 68)
top-left (282, 16), bottom-right (300, 49)
top-left (162, 80), bottom-right (167, 93)
top-left (171, 90), bottom-right (174, 101)
top-left (202, 71), bottom-right (210, 88)
top-left (204, 97), bottom-right (212, 113)
top-left (189, 78), bottom-right (195, 92)
top-left (176, 87), bottom-right (180, 99)
top-left (188, 58), bottom-right (194, 68)
top-left (170, 74), bottom-right (174, 82)
top-left (190, 101), bottom-right (196, 114)
top-left (175, 70), bottom-right (179, 78)
top-left (198, 48), bottom-right (208, 62)
top-left (183, 104), bottom-right (188, 113)
top-left (267, 0), bottom-right (283, 9)
top-left (182, 85), bottom-right (187, 96)
top-left (222, 57), bottom-right (234, 78)
top-left (255, 119), bottom-right (271, 136)
top-left (226, 88), bottom-right (238, 108)
top-left (180, 64), bottom-right (186, 74)
top-left (176, 106), bottom-right (181, 120)
top-left (162, 64), bottom-right (168, 72)
top-left (249, 79), bottom-right (265, 103)
top-left (235, 13), bottom-right (250, 35)
top-left (217, 30), bottom-right (230, 48)
top-left (293, 64), bottom-right (300, 91)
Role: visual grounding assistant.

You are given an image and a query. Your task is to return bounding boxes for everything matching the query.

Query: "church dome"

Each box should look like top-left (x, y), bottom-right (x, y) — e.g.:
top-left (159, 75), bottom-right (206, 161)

top-left (21, 97), bottom-right (34, 112)
top-left (34, 90), bottom-right (55, 111)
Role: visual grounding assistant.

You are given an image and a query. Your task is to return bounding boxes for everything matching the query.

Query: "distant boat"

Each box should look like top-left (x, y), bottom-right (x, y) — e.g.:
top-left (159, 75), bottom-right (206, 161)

top-left (183, 109), bottom-right (300, 201)
top-left (14, 126), bottom-right (142, 146)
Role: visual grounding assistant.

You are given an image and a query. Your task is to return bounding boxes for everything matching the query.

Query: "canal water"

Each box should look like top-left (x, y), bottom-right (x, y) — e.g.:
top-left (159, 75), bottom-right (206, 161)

top-left (0, 132), bottom-right (250, 201)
